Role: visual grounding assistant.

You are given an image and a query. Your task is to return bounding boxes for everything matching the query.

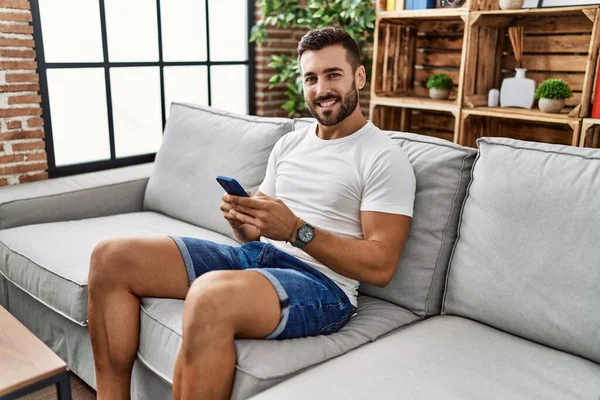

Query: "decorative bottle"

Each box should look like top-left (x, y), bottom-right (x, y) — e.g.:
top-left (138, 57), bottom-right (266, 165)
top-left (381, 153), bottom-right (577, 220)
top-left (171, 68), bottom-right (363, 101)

top-left (500, 68), bottom-right (535, 109)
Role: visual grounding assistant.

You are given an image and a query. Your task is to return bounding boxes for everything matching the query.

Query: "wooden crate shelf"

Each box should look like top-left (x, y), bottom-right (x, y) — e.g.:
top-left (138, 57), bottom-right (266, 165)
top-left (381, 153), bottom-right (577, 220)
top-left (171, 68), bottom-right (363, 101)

top-left (463, 106), bottom-right (578, 124)
top-left (373, 104), bottom-right (457, 143)
top-left (371, 3), bottom-right (600, 148)
top-left (378, 8), bottom-right (468, 19)
top-left (464, 7), bottom-right (600, 118)
top-left (371, 14), bottom-right (469, 109)
top-left (460, 109), bottom-right (580, 148)
top-left (580, 118), bottom-right (600, 148)
top-left (371, 94), bottom-right (459, 114)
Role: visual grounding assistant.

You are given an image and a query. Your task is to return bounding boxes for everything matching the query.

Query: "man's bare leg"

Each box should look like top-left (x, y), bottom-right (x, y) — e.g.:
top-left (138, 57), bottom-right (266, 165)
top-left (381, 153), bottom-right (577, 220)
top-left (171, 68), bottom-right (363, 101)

top-left (172, 270), bottom-right (281, 400)
top-left (88, 237), bottom-right (190, 400)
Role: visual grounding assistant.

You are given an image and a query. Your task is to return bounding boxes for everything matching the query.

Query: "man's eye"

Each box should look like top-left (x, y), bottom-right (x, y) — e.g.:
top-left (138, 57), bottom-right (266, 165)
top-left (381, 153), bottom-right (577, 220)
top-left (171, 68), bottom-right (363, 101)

top-left (305, 77), bottom-right (316, 83)
top-left (329, 73), bottom-right (341, 78)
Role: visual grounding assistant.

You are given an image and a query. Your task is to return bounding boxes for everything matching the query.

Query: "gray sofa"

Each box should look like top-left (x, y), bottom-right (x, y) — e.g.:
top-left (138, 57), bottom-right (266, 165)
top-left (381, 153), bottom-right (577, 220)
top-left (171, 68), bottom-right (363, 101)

top-left (0, 103), bottom-right (598, 399)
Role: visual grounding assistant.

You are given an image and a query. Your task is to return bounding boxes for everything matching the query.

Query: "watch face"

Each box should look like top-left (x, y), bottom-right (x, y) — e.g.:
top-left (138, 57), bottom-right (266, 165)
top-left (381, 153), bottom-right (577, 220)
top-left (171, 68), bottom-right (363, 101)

top-left (299, 225), bottom-right (314, 242)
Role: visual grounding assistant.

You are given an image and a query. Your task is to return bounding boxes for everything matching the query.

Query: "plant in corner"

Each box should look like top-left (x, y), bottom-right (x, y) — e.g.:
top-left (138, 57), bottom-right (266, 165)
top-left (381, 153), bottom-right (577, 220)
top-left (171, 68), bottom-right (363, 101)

top-left (426, 73), bottom-right (453, 100)
top-left (250, 0), bottom-right (376, 117)
top-left (535, 79), bottom-right (573, 114)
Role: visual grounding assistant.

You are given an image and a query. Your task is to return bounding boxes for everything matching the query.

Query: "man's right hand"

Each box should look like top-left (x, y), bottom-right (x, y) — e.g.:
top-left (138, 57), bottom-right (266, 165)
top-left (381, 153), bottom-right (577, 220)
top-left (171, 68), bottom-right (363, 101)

top-left (220, 191), bottom-right (252, 229)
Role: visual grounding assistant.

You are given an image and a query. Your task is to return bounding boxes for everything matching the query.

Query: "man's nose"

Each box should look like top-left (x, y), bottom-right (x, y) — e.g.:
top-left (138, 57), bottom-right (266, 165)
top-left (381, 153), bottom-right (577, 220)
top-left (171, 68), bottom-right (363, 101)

top-left (315, 80), bottom-right (331, 98)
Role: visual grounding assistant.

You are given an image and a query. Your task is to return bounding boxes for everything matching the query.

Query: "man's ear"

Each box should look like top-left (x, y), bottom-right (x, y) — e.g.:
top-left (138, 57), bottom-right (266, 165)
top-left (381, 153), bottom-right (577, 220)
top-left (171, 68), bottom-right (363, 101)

top-left (356, 65), bottom-right (366, 90)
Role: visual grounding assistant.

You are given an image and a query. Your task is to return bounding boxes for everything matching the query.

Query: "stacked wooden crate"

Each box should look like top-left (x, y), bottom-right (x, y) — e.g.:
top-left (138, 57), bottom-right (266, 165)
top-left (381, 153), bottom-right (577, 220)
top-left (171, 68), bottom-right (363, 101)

top-left (370, 2), bottom-right (600, 149)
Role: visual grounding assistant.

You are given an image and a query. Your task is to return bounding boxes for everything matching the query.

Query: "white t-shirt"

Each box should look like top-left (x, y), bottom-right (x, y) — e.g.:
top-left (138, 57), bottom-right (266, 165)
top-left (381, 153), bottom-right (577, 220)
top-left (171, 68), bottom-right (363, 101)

top-left (258, 121), bottom-right (416, 307)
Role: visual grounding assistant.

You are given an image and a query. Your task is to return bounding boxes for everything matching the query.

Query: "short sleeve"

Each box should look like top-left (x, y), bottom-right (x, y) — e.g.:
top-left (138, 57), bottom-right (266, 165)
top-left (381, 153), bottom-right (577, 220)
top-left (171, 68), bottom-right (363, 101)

top-left (258, 138), bottom-right (281, 197)
top-left (361, 144), bottom-right (416, 217)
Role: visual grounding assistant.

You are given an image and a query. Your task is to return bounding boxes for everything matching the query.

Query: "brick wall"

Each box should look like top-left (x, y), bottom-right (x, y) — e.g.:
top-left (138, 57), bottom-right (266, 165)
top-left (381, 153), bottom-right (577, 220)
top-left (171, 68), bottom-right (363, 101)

top-left (254, 3), bottom-right (372, 119)
top-left (0, 0), bottom-right (47, 186)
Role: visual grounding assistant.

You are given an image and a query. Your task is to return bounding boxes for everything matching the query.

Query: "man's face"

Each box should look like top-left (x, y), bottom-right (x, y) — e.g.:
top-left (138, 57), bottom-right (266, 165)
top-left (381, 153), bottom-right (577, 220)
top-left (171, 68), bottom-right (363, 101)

top-left (300, 45), bottom-right (364, 126)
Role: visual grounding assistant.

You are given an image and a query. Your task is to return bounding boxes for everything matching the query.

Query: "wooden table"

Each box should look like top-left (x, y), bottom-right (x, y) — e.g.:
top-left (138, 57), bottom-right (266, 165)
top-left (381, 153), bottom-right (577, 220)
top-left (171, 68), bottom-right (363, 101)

top-left (0, 306), bottom-right (71, 400)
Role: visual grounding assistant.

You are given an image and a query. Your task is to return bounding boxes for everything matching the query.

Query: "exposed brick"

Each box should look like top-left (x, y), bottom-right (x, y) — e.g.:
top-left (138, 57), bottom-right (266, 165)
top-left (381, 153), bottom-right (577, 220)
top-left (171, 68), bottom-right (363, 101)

top-left (23, 152), bottom-right (46, 162)
top-left (0, 12), bottom-right (32, 22)
top-left (0, 162), bottom-right (47, 176)
top-left (0, 108), bottom-right (42, 117)
top-left (6, 120), bottom-right (21, 129)
top-left (0, 48), bottom-right (35, 58)
top-left (26, 117), bottom-right (42, 127)
top-left (0, 83), bottom-right (40, 93)
top-left (8, 94), bottom-right (41, 104)
top-left (0, 0), bottom-right (31, 10)
top-left (19, 172), bottom-right (48, 183)
top-left (266, 30), bottom-right (294, 40)
top-left (11, 141), bottom-right (44, 152)
top-left (0, 143), bottom-right (3, 152)
top-left (0, 38), bottom-right (34, 47)
top-left (1, 129), bottom-right (44, 140)
top-left (5, 73), bottom-right (39, 83)
top-left (0, 23), bottom-right (33, 34)
top-left (0, 178), bottom-right (7, 186)
top-left (0, 61), bottom-right (37, 70)
top-left (0, 154), bottom-right (25, 163)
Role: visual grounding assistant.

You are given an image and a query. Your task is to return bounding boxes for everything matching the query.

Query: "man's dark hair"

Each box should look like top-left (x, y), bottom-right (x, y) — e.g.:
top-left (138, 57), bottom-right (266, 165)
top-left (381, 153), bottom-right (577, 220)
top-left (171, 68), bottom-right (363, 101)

top-left (297, 27), bottom-right (362, 71)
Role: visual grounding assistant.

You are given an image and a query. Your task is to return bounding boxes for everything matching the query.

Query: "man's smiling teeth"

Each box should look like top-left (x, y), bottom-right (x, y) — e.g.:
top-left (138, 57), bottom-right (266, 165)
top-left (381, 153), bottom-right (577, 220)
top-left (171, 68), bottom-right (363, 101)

top-left (319, 99), bottom-right (337, 107)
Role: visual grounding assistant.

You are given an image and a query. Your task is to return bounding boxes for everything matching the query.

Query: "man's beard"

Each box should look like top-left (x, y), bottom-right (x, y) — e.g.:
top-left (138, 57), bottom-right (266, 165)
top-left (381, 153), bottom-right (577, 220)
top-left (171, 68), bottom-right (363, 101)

top-left (306, 80), bottom-right (359, 127)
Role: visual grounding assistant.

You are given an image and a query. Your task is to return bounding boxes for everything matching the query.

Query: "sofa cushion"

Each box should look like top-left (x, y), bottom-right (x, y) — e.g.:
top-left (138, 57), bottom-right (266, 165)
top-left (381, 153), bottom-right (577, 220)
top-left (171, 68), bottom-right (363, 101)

top-left (143, 103), bottom-right (294, 241)
top-left (137, 295), bottom-right (419, 400)
top-left (251, 316), bottom-right (600, 400)
top-left (360, 132), bottom-right (476, 317)
top-left (292, 117), bottom-right (315, 130)
top-left (444, 138), bottom-right (600, 364)
top-left (0, 211), bottom-right (238, 325)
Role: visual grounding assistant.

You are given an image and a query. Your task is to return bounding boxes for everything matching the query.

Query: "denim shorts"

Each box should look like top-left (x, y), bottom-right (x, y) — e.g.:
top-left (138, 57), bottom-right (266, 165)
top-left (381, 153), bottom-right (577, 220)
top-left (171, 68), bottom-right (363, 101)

top-left (169, 237), bottom-right (356, 340)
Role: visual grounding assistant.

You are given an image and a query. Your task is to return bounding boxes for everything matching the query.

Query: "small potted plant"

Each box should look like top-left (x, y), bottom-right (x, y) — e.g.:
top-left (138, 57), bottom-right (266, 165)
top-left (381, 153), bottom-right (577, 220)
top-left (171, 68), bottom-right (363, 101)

top-left (535, 78), bottom-right (573, 113)
top-left (426, 74), bottom-right (453, 100)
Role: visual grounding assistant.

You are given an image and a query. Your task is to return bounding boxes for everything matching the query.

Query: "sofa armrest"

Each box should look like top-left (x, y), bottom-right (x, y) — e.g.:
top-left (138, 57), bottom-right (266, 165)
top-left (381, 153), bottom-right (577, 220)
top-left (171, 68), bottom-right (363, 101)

top-left (0, 163), bottom-right (154, 230)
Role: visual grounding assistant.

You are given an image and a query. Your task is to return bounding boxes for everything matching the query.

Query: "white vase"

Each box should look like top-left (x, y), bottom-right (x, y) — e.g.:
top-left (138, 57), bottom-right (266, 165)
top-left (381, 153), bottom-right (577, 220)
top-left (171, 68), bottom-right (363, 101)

top-left (538, 98), bottom-right (565, 113)
top-left (500, 68), bottom-right (535, 109)
top-left (499, 0), bottom-right (525, 10)
top-left (429, 88), bottom-right (450, 100)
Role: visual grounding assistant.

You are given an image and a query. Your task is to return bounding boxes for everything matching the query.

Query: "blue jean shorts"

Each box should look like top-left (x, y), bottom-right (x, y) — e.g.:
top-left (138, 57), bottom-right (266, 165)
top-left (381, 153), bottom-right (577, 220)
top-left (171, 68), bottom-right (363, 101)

top-left (169, 237), bottom-right (356, 340)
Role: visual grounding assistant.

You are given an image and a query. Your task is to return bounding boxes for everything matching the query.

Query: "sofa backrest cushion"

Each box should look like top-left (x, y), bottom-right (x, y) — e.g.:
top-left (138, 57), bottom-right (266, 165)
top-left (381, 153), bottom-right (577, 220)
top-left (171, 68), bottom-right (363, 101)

top-left (443, 137), bottom-right (600, 363)
top-left (144, 103), bottom-right (293, 240)
top-left (360, 132), bottom-right (477, 317)
top-left (293, 117), bottom-right (316, 130)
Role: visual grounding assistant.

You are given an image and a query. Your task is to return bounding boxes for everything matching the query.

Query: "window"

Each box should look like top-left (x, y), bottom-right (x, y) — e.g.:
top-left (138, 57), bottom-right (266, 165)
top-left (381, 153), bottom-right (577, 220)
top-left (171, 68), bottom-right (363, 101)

top-left (31, 0), bottom-right (255, 177)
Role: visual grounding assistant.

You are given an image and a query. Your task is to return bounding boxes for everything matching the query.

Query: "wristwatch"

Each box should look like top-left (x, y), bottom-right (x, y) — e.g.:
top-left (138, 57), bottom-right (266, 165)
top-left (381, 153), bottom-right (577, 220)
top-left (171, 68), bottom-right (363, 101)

top-left (291, 222), bottom-right (315, 249)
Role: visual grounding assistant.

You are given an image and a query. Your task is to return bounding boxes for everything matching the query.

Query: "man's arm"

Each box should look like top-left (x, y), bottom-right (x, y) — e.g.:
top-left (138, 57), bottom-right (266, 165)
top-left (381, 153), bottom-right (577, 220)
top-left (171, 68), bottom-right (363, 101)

top-left (291, 211), bottom-right (410, 287)
top-left (228, 195), bottom-right (411, 287)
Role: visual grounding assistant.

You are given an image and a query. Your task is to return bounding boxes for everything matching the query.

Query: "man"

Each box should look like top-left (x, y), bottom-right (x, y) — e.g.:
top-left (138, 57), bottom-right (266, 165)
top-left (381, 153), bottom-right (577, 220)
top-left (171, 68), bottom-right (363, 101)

top-left (88, 26), bottom-right (415, 400)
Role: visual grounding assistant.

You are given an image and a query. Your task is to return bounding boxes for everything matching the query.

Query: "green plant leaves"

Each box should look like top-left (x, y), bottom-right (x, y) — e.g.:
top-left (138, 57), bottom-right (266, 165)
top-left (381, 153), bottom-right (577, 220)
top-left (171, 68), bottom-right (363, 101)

top-left (534, 78), bottom-right (573, 100)
top-left (426, 73), bottom-right (454, 90)
top-left (252, 0), bottom-right (376, 116)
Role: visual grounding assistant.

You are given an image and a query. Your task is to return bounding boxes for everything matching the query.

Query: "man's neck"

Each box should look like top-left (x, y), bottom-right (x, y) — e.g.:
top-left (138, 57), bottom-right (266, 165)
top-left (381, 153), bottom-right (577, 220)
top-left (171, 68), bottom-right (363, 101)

top-left (316, 107), bottom-right (368, 140)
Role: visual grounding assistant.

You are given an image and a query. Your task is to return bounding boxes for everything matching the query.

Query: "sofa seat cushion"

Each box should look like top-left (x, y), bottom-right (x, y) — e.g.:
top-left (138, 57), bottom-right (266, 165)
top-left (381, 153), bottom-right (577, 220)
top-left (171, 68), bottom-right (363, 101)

top-left (251, 315), bottom-right (600, 400)
top-left (0, 211), bottom-right (238, 325)
top-left (137, 295), bottom-right (419, 400)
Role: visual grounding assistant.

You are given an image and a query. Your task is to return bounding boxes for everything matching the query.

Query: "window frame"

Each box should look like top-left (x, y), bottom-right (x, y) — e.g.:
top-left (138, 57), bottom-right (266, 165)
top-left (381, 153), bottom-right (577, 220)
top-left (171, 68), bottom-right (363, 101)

top-left (30, 0), bottom-right (256, 178)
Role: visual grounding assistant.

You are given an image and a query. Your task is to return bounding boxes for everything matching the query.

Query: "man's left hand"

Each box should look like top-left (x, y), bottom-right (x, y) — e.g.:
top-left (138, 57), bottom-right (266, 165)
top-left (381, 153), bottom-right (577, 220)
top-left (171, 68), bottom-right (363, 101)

top-left (227, 194), bottom-right (297, 242)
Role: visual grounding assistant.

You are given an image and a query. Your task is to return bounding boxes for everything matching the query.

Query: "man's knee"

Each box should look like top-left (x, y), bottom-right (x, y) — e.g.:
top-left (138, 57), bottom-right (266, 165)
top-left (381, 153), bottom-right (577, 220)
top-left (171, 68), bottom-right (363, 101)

top-left (182, 272), bottom-right (239, 338)
top-left (88, 239), bottom-right (130, 294)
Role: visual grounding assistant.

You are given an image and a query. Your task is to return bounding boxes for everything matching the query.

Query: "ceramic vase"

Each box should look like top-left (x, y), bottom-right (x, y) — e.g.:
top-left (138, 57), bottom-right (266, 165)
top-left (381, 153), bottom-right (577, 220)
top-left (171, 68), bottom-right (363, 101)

top-left (538, 98), bottom-right (565, 113)
top-left (500, 68), bottom-right (535, 109)
top-left (499, 0), bottom-right (524, 10)
top-left (429, 88), bottom-right (450, 100)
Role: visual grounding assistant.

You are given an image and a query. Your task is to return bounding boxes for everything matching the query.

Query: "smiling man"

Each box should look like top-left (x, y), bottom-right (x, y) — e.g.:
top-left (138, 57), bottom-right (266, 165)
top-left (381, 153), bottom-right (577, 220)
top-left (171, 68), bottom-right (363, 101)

top-left (87, 27), bottom-right (415, 400)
